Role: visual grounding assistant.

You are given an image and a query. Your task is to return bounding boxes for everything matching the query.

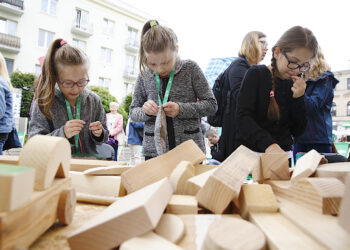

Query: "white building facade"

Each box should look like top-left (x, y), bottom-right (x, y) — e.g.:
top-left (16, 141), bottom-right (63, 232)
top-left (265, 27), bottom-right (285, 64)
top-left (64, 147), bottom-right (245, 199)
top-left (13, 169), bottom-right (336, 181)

top-left (0, 0), bottom-right (152, 103)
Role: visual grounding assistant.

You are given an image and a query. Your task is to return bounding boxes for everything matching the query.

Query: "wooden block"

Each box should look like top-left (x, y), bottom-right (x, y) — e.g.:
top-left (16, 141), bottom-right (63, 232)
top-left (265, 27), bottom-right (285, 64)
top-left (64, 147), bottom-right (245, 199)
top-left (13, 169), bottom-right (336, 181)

top-left (166, 194), bottom-right (198, 214)
top-left (18, 135), bottom-right (71, 190)
top-left (57, 187), bottom-right (76, 225)
top-left (316, 162), bottom-right (350, 183)
top-left (249, 212), bottom-right (326, 249)
top-left (339, 174), bottom-right (350, 234)
top-left (76, 192), bottom-right (119, 205)
top-left (83, 165), bottom-right (132, 175)
top-left (291, 149), bottom-right (323, 182)
top-left (185, 168), bottom-right (216, 196)
top-left (277, 196), bottom-right (350, 249)
top-left (238, 184), bottom-right (278, 219)
top-left (169, 161), bottom-right (195, 194)
top-left (154, 213), bottom-right (185, 243)
top-left (0, 164), bottom-right (35, 212)
top-left (70, 171), bottom-right (125, 197)
top-left (267, 177), bottom-right (344, 215)
top-left (0, 178), bottom-right (71, 249)
top-left (196, 145), bottom-right (260, 214)
top-left (120, 231), bottom-right (182, 250)
top-left (68, 178), bottom-right (173, 250)
top-left (0, 155), bottom-right (19, 165)
top-left (194, 164), bottom-right (218, 176)
top-left (261, 153), bottom-right (290, 180)
top-left (202, 217), bottom-right (266, 250)
top-left (121, 140), bottom-right (206, 193)
top-left (70, 159), bottom-right (126, 172)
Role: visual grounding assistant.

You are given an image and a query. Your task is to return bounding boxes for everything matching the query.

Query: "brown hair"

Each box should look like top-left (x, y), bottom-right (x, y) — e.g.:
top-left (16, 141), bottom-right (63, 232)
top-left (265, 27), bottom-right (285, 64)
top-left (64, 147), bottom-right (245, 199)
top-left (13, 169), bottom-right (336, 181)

top-left (268, 26), bottom-right (318, 121)
top-left (36, 38), bottom-right (88, 119)
top-left (139, 20), bottom-right (178, 77)
top-left (238, 31), bottom-right (266, 65)
top-left (307, 47), bottom-right (330, 80)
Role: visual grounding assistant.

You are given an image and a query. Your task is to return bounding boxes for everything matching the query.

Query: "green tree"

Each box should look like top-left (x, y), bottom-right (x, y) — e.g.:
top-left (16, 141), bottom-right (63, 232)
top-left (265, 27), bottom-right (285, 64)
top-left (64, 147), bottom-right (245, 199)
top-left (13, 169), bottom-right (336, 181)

top-left (10, 72), bottom-right (35, 117)
top-left (122, 93), bottom-right (132, 115)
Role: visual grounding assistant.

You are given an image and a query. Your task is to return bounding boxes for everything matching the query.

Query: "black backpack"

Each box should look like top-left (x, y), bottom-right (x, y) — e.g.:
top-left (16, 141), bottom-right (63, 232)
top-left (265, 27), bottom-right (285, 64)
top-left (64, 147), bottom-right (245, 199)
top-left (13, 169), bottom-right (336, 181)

top-left (207, 72), bottom-right (227, 127)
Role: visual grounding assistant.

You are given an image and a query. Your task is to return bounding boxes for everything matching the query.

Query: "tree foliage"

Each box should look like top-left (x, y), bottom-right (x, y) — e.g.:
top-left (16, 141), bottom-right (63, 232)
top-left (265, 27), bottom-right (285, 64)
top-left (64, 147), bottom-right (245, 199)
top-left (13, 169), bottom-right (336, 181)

top-left (10, 72), bottom-right (35, 117)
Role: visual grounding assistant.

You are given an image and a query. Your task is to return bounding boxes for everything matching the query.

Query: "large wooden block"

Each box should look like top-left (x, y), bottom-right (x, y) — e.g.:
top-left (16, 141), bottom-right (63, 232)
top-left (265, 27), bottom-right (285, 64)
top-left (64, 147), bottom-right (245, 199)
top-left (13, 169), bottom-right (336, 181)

top-left (71, 159), bottom-right (127, 172)
top-left (0, 164), bottom-right (35, 212)
top-left (121, 140), bottom-right (206, 193)
top-left (68, 178), bottom-right (173, 250)
top-left (339, 174), bottom-right (350, 234)
top-left (196, 145), bottom-right (260, 214)
top-left (169, 161), bottom-right (195, 194)
top-left (184, 168), bottom-right (216, 196)
top-left (194, 165), bottom-right (218, 176)
top-left (316, 162), bottom-right (350, 183)
top-left (166, 194), bottom-right (198, 214)
top-left (18, 135), bottom-right (71, 190)
top-left (268, 177), bottom-right (344, 215)
top-left (83, 165), bottom-right (132, 175)
top-left (260, 153), bottom-right (290, 180)
top-left (291, 149), bottom-right (323, 182)
top-left (238, 184), bottom-right (278, 219)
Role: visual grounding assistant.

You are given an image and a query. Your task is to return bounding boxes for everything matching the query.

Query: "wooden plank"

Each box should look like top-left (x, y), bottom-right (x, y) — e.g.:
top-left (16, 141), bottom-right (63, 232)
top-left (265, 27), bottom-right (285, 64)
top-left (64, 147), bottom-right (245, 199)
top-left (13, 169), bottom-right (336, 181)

top-left (261, 153), bottom-right (290, 180)
top-left (316, 162), bottom-right (350, 183)
top-left (83, 165), bottom-right (132, 175)
top-left (166, 195), bottom-right (198, 214)
top-left (120, 231), bottom-right (182, 250)
top-left (18, 135), bottom-right (71, 190)
top-left (277, 196), bottom-right (350, 249)
top-left (0, 155), bottom-right (19, 165)
top-left (185, 168), bottom-right (216, 196)
top-left (70, 159), bottom-right (126, 172)
top-left (154, 214), bottom-right (185, 243)
top-left (121, 140), bottom-right (206, 193)
top-left (196, 145), bottom-right (260, 214)
top-left (202, 217), bottom-right (266, 250)
top-left (169, 161), bottom-right (195, 194)
top-left (76, 193), bottom-right (119, 205)
top-left (267, 178), bottom-right (344, 215)
top-left (291, 149), bottom-right (323, 182)
top-left (0, 164), bottom-right (35, 212)
top-left (0, 178), bottom-right (71, 249)
top-left (67, 178), bottom-right (173, 250)
top-left (339, 174), bottom-right (350, 234)
top-left (194, 165), bottom-right (218, 176)
top-left (238, 184), bottom-right (278, 219)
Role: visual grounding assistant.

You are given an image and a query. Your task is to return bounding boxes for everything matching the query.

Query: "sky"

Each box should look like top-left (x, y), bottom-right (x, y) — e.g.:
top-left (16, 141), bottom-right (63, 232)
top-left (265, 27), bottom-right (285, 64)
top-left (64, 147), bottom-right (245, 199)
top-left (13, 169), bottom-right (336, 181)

top-left (123, 0), bottom-right (350, 72)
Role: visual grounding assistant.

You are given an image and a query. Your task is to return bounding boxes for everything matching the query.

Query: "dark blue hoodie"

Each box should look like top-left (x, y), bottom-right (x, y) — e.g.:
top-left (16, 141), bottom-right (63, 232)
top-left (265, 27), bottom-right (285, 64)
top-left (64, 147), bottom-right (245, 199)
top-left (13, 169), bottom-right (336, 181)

top-left (295, 71), bottom-right (338, 144)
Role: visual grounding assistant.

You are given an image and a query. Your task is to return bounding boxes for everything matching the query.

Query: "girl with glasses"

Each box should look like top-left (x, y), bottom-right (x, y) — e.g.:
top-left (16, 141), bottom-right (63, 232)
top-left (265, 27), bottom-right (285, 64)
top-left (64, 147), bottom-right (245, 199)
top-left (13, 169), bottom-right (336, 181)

top-left (29, 39), bottom-right (108, 156)
top-left (236, 26), bottom-right (318, 161)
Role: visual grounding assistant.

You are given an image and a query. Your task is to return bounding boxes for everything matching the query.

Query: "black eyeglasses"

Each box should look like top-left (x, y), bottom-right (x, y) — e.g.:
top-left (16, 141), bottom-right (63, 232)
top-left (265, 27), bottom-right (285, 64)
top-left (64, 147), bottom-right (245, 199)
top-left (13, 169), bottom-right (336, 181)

top-left (58, 79), bottom-right (90, 88)
top-left (281, 51), bottom-right (310, 72)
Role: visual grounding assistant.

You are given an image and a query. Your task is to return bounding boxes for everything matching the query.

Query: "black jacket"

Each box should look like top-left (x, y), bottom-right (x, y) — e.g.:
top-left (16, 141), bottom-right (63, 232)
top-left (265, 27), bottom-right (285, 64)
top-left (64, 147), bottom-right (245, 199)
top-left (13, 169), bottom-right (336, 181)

top-left (236, 65), bottom-right (307, 152)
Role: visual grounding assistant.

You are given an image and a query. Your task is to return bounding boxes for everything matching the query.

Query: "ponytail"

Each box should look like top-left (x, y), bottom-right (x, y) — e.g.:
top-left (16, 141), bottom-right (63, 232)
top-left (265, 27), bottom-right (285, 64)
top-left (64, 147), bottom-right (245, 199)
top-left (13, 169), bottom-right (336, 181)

top-left (267, 47), bottom-right (280, 121)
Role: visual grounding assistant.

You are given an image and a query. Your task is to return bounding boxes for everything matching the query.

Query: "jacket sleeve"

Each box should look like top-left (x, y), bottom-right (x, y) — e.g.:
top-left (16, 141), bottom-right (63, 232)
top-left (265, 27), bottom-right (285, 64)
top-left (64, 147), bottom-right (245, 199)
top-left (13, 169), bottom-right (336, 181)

top-left (177, 61), bottom-right (217, 119)
top-left (0, 86), bottom-right (5, 119)
top-left (288, 95), bottom-right (307, 137)
top-left (130, 75), bottom-right (155, 122)
top-left (236, 67), bottom-right (276, 152)
top-left (109, 114), bottom-right (123, 136)
top-left (305, 78), bottom-right (333, 115)
top-left (131, 121), bottom-right (144, 129)
top-left (89, 97), bottom-right (109, 144)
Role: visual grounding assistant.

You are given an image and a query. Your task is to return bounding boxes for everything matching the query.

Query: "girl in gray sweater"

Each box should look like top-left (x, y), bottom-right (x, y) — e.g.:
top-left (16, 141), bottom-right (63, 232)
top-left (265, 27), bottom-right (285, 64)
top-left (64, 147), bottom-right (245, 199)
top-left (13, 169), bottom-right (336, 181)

top-left (130, 20), bottom-right (217, 159)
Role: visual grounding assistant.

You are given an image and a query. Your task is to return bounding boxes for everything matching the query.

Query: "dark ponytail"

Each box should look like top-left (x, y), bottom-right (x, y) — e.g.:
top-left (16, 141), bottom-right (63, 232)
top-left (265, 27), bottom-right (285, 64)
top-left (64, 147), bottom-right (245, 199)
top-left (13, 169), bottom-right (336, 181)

top-left (268, 47), bottom-right (280, 121)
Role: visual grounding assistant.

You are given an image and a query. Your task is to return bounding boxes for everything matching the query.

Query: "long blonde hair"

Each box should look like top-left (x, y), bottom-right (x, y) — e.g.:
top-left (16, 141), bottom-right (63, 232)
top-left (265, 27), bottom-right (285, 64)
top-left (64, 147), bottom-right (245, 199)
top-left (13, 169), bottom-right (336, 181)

top-left (307, 47), bottom-right (331, 80)
top-left (238, 31), bottom-right (266, 65)
top-left (0, 52), bottom-right (12, 91)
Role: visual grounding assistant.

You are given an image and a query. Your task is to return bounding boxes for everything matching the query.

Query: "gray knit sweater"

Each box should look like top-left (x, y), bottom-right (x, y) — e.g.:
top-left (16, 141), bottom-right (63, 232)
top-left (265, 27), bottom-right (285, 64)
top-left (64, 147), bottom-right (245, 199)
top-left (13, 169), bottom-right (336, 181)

top-left (130, 59), bottom-right (217, 157)
top-left (29, 88), bottom-right (109, 154)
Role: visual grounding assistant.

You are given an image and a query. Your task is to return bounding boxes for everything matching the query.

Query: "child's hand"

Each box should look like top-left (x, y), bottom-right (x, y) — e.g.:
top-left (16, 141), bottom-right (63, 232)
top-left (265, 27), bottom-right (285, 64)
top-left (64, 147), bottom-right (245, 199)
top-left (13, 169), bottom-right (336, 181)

top-left (64, 119), bottom-right (85, 139)
top-left (89, 121), bottom-right (103, 137)
top-left (143, 100), bottom-right (159, 116)
top-left (291, 76), bottom-right (306, 98)
top-left (163, 102), bottom-right (180, 117)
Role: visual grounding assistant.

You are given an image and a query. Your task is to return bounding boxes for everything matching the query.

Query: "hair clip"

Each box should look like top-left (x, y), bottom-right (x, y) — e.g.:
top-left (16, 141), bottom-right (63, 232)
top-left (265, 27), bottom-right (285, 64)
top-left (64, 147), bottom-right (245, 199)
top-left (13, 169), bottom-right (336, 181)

top-left (150, 20), bottom-right (158, 27)
top-left (270, 90), bottom-right (275, 98)
top-left (60, 39), bottom-right (67, 47)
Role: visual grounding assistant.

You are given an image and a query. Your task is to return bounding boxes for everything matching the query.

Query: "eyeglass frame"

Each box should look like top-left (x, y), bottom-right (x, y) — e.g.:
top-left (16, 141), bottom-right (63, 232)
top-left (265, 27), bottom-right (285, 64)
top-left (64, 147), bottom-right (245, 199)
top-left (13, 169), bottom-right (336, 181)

top-left (58, 78), bottom-right (90, 88)
top-left (281, 51), bottom-right (310, 72)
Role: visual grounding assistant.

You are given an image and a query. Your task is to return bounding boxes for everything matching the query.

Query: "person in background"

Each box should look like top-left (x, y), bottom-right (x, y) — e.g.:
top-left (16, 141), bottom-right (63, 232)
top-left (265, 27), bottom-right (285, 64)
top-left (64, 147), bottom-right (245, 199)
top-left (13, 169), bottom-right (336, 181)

top-left (217, 31), bottom-right (268, 162)
top-left (29, 39), bottom-right (108, 155)
top-left (236, 26), bottom-right (318, 165)
top-left (293, 48), bottom-right (346, 162)
top-left (126, 117), bottom-right (144, 165)
top-left (106, 101), bottom-right (123, 161)
top-left (129, 20), bottom-right (217, 160)
top-left (206, 129), bottom-right (221, 161)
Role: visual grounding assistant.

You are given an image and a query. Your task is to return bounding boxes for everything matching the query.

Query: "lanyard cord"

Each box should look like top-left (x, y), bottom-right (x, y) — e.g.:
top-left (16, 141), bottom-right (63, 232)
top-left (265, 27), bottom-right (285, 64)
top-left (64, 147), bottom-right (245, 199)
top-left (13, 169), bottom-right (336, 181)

top-left (64, 95), bottom-right (81, 152)
top-left (155, 69), bottom-right (175, 106)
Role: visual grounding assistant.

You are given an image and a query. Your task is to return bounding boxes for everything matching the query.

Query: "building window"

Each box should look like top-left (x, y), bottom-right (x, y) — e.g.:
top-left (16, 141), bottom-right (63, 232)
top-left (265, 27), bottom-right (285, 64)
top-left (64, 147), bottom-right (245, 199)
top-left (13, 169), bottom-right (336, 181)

top-left (35, 64), bottom-right (41, 76)
top-left (127, 27), bottom-right (138, 46)
top-left (0, 18), bottom-right (17, 36)
top-left (5, 58), bottom-right (14, 74)
top-left (38, 29), bottom-right (54, 48)
top-left (75, 9), bottom-right (89, 30)
top-left (41, 0), bottom-right (57, 15)
top-left (331, 102), bottom-right (336, 116)
top-left (98, 77), bottom-right (111, 89)
top-left (102, 18), bottom-right (114, 36)
top-left (100, 47), bottom-right (112, 64)
top-left (125, 55), bottom-right (136, 75)
top-left (347, 102), bottom-right (350, 116)
top-left (347, 78), bottom-right (350, 90)
top-left (124, 82), bottom-right (134, 96)
top-left (72, 39), bottom-right (86, 52)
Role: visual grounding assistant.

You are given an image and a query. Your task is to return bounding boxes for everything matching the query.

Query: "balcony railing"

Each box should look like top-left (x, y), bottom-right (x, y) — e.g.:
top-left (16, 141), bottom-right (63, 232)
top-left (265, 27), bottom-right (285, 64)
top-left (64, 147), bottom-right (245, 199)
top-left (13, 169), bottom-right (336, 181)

top-left (124, 39), bottom-right (139, 52)
top-left (0, 32), bottom-right (20, 53)
top-left (71, 20), bottom-right (94, 37)
top-left (123, 69), bottom-right (137, 80)
top-left (0, 0), bottom-right (24, 16)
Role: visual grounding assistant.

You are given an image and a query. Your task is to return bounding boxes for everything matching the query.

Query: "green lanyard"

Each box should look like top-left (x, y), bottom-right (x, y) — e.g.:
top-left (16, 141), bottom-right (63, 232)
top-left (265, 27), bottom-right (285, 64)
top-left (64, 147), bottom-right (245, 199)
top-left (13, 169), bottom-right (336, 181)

top-left (155, 69), bottom-right (175, 106)
top-left (64, 95), bottom-right (81, 152)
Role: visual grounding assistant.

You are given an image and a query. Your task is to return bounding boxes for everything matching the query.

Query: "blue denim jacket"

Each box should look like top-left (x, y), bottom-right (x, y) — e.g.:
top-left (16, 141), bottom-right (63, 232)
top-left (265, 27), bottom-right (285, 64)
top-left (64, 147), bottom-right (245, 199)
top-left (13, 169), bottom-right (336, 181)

top-left (0, 76), bottom-right (14, 133)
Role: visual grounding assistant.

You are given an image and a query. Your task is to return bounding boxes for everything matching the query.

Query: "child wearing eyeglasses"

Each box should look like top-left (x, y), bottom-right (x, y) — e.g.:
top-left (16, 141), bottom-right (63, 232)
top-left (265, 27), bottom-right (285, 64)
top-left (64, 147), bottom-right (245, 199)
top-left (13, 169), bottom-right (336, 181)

top-left (29, 39), bottom-right (108, 155)
top-left (236, 26), bottom-right (318, 160)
